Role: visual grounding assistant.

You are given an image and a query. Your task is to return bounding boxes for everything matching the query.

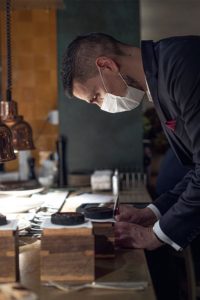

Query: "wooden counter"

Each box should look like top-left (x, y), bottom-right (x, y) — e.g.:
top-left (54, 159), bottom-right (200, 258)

top-left (19, 239), bottom-right (156, 300)
top-left (17, 185), bottom-right (155, 299)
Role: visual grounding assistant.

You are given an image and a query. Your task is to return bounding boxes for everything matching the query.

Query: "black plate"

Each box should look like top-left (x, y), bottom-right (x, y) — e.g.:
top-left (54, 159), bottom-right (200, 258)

top-left (51, 212), bottom-right (85, 226)
top-left (0, 214), bottom-right (7, 226)
top-left (84, 206), bottom-right (113, 220)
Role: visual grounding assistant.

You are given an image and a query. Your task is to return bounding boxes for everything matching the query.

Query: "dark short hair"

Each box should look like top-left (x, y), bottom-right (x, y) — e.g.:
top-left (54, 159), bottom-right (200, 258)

top-left (61, 32), bottom-right (126, 98)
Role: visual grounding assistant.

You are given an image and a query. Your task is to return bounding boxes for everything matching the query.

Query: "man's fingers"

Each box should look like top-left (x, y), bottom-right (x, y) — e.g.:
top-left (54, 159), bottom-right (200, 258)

top-left (118, 204), bottom-right (132, 213)
top-left (115, 221), bottom-right (163, 250)
top-left (114, 222), bottom-right (142, 237)
top-left (115, 213), bottom-right (129, 222)
top-left (114, 222), bottom-right (130, 233)
top-left (116, 206), bottom-right (129, 221)
top-left (115, 222), bottom-right (140, 232)
top-left (115, 234), bottom-right (133, 248)
top-left (115, 222), bottom-right (146, 248)
top-left (115, 205), bottom-right (142, 224)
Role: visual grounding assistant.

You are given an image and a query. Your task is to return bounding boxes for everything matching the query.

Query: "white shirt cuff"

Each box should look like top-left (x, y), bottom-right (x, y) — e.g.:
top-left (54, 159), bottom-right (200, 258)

top-left (147, 204), bottom-right (162, 220)
top-left (153, 221), bottom-right (183, 251)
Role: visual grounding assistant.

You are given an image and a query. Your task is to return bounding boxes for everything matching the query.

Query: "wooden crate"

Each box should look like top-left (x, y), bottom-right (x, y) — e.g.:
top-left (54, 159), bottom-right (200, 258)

top-left (40, 223), bottom-right (95, 283)
top-left (0, 225), bottom-right (19, 283)
top-left (93, 222), bottom-right (115, 258)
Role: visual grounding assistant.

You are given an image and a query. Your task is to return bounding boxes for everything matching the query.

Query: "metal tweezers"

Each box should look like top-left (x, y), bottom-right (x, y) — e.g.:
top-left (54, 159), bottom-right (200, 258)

top-left (44, 281), bottom-right (148, 292)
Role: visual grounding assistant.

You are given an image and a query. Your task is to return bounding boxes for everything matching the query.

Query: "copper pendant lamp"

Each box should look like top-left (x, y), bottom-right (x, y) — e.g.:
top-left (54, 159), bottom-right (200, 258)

top-left (0, 121), bottom-right (15, 162)
top-left (0, 0), bottom-right (35, 151)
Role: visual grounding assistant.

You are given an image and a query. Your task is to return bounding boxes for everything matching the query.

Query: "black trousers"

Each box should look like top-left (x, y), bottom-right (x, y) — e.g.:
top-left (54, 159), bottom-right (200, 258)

top-left (145, 246), bottom-right (184, 300)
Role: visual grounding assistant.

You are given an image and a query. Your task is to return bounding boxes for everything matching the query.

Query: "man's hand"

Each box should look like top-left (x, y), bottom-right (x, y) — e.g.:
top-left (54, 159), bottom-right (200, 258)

top-left (115, 205), bottom-right (157, 227)
top-left (115, 222), bottom-right (164, 250)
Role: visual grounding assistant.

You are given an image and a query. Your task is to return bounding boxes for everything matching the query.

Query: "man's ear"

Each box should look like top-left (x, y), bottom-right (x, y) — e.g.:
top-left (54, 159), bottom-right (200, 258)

top-left (95, 56), bottom-right (119, 73)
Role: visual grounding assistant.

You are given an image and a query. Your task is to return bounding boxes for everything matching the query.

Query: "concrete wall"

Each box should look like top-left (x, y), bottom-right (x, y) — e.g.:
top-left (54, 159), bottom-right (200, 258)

top-left (140, 0), bottom-right (200, 40)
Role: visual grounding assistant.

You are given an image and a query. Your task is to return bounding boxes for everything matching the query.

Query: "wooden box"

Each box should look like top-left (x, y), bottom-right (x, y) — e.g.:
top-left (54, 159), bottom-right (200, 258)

top-left (93, 222), bottom-right (115, 258)
top-left (0, 221), bottom-right (19, 283)
top-left (40, 220), bottom-right (94, 283)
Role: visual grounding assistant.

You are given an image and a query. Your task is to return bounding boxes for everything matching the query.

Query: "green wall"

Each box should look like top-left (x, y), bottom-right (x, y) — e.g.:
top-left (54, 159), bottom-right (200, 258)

top-left (57, 0), bottom-right (143, 173)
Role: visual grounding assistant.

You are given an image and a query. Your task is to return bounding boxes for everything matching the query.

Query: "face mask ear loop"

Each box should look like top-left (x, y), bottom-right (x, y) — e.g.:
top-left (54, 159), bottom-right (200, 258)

top-left (98, 67), bottom-right (108, 93)
top-left (118, 72), bottom-right (128, 88)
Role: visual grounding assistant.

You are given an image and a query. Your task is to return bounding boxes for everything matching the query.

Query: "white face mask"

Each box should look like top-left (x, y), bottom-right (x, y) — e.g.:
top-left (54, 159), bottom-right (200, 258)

top-left (99, 68), bottom-right (145, 113)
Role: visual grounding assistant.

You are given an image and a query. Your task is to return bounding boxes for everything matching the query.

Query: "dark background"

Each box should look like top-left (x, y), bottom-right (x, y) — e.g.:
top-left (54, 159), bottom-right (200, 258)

top-left (57, 0), bottom-right (142, 173)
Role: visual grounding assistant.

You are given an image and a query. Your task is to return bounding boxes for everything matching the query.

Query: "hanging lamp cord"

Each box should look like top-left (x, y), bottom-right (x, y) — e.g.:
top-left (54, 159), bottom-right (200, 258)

top-left (0, 6), bottom-right (2, 102)
top-left (6, 0), bottom-right (12, 102)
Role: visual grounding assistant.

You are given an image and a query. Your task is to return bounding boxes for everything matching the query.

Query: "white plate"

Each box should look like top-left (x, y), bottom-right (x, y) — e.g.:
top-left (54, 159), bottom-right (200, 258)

top-left (0, 187), bottom-right (44, 197)
top-left (0, 195), bottom-right (44, 213)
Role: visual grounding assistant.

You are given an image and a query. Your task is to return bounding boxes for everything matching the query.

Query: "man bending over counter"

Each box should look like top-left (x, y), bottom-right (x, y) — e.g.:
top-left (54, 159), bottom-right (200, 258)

top-left (61, 33), bottom-right (200, 252)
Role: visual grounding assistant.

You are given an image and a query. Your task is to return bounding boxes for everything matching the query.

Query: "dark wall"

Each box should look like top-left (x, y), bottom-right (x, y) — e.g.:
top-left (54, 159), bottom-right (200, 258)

top-left (57, 0), bottom-right (143, 173)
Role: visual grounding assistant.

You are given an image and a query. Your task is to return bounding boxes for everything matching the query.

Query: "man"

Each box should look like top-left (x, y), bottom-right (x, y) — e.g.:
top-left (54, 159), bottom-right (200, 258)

top-left (156, 148), bottom-right (190, 197)
top-left (62, 33), bottom-right (200, 252)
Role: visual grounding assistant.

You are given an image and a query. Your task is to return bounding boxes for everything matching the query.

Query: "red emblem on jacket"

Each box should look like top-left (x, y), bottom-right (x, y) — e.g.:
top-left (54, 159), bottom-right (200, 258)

top-left (165, 120), bottom-right (176, 131)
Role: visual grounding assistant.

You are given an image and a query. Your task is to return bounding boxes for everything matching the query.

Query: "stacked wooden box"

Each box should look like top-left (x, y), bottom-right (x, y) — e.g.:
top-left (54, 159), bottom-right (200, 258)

top-left (40, 222), bottom-right (94, 283)
top-left (0, 223), bottom-right (19, 283)
top-left (93, 222), bottom-right (115, 258)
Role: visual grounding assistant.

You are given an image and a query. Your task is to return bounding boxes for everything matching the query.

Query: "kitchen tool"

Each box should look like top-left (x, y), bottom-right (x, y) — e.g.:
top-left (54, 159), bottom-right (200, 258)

top-left (113, 195), bottom-right (119, 217)
top-left (44, 280), bottom-right (148, 292)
